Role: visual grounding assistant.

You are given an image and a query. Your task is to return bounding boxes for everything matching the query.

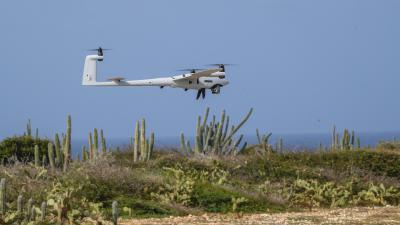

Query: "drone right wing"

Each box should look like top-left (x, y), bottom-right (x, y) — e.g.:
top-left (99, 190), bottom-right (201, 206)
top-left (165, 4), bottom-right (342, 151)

top-left (174, 69), bottom-right (223, 81)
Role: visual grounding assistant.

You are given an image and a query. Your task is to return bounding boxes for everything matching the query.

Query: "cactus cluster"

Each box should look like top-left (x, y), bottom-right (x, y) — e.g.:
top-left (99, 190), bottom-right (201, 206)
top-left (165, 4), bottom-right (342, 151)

top-left (81, 128), bottom-right (108, 162)
top-left (132, 118), bottom-right (154, 162)
top-left (331, 126), bottom-right (360, 150)
top-left (256, 129), bottom-right (272, 153)
top-left (0, 177), bottom-right (120, 223)
top-left (181, 108), bottom-right (253, 156)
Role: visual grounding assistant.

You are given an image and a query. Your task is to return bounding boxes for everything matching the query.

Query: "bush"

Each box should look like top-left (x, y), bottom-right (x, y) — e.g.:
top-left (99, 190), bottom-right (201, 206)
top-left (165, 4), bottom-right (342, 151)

top-left (0, 135), bottom-right (50, 163)
top-left (377, 140), bottom-right (400, 150)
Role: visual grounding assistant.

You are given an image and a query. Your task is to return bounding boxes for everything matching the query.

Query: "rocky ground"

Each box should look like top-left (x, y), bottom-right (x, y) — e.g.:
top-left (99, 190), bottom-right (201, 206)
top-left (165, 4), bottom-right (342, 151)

top-left (120, 207), bottom-right (400, 225)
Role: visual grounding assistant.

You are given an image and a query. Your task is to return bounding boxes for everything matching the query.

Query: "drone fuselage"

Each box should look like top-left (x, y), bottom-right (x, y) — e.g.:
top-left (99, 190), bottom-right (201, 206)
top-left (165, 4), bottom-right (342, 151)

top-left (82, 54), bottom-right (229, 97)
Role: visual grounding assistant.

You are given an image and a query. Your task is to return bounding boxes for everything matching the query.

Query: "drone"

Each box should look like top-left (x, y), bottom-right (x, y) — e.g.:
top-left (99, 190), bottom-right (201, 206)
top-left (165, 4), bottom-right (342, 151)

top-left (82, 47), bottom-right (230, 99)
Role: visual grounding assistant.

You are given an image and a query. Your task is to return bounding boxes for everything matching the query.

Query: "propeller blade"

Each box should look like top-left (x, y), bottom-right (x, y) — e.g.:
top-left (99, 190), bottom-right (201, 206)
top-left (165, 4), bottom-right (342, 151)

top-left (88, 48), bottom-right (111, 51)
top-left (196, 89), bottom-right (202, 100)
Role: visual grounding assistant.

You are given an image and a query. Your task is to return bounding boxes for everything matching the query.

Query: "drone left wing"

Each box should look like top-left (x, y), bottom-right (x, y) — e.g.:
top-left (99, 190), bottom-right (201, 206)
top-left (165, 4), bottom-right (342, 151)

top-left (174, 69), bottom-right (222, 81)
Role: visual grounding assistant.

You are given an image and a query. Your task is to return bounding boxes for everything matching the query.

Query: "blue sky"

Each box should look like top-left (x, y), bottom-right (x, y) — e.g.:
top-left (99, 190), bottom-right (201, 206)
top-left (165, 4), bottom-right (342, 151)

top-left (1, 0), bottom-right (399, 139)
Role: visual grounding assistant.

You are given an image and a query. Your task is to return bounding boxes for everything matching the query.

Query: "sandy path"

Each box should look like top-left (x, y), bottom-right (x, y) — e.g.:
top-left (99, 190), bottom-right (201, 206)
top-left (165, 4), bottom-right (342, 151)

top-left (120, 207), bottom-right (400, 225)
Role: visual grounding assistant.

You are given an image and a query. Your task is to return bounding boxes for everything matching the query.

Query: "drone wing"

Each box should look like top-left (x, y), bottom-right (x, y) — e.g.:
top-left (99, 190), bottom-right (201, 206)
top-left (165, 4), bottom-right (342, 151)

top-left (174, 69), bottom-right (222, 81)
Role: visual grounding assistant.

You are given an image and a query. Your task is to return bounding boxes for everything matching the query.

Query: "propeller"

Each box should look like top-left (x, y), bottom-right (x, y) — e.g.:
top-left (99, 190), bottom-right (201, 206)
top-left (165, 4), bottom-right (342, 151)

top-left (177, 68), bottom-right (204, 73)
top-left (206, 63), bottom-right (236, 72)
top-left (88, 47), bottom-right (111, 56)
top-left (196, 88), bottom-right (206, 100)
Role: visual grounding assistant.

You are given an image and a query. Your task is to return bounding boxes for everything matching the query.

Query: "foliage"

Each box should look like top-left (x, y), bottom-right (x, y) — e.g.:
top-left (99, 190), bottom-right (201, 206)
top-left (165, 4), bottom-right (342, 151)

top-left (377, 140), bottom-right (400, 150)
top-left (0, 136), bottom-right (50, 163)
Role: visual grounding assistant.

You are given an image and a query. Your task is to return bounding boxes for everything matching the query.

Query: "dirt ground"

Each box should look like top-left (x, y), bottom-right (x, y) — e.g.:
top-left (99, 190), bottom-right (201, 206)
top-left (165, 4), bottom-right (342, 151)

top-left (120, 206), bottom-right (400, 225)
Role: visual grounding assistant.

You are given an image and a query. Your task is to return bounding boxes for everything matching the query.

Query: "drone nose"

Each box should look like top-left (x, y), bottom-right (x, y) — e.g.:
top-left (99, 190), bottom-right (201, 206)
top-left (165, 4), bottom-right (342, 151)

top-left (224, 80), bottom-right (229, 85)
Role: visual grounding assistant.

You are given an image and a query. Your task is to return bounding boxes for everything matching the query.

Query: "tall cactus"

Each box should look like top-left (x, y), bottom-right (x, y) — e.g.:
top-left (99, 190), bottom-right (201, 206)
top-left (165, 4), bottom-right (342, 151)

top-left (0, 178), bottom-right (5, 217)
top-left (48, 143), bottom-right (55, 170)
top-left (180, 133), bottom-right (187, 154)
top-left (27, 198), bottom-right (33, 221)
top-left (332, 125), bottom-right (336, 150)
top-left (30, 205), bottom-right (36, 221)
top-left (101, 129), bottom-right (107, 154)
top-left (26, 119), bottom-right (32, 137)
top-left (147, 132), bottom-right (154, 160)
top-left (17, 195), bottom-right (23, 214)
top-left (94, 128), bottom-right (99, 158)
top-left (82, 146), bottom-right (88, 161)
top-left (112, 201), bottom-right (118, 225)
top-left (89, 132), bottom-right (94, 160)
top-left (34, 145), bottom-right (40, 167)
top-left (41, 201), bottom-right (47, 221)
top-left (63, 115), bottom-right (71, 172)
top-left (134, 121), bottom-right (139, 162)
top-left (54, 133), bottom-right (62, 167)
top-left (140, 118), bottom-right (146, 161)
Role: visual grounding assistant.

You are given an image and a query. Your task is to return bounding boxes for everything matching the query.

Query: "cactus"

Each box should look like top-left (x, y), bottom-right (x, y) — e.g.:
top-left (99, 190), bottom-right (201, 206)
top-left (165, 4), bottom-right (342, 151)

top-left (42, 155), bottom-right (47, 167)
top-left (89, 132), bottom-right (94, 160)
top-left (256, 129), bottom-right (272, 153)
top-left (54, 133), bottom-right (62, 167)
top-left (41, 201), bottom-right (46, 221)
top-left (148, 132), bottom-right (154, 160)
top-left (82, 146), bottom-right (88, 161)
top-left (357, 137), bottom-right (361, 149)
top-left (34, 145), bottom-right (40, 167)
top-left (213, 110), bottom-right (225, 154)
top-left (278, 137), bottom-right (284, 152)
top-left (26, 119), bottom-right (32, 137)
top-left (195, 116), bottom-right (202, 153)
top-left (35, 128), bottom-right (39, 140)
top-left (132, 119), bottom-right (155, 162)
top-left (0, 178), bottom-right (5, 216)
top-left (112, 201), bottom-right (118, 225)
top-left (30, 205), bottom-right (36, 221)
top-left (47, 143), bottom-right (55, 170)
top-left (182, 108), bottom-right (253, 156)
top-left (140, 118), bottom-right (146, 161)
top-left (17, 195), bottom-right (23, 213)
top-left (27, 198), bottom-right (33, 220)
top-left (94, 128), bottom-right (99, 158)
top-left (101, 129), bottom-right (107, 154)
top-left (221, 108), bottom-right (253, 151)
top-left (134, 121), bottom-right (139, 162)
top-left (180, 133), bottom-right (187, 154)
top-left (332, 125), bottom-right (336, 150)
top-left (63, 115), bottom-right (71, 172)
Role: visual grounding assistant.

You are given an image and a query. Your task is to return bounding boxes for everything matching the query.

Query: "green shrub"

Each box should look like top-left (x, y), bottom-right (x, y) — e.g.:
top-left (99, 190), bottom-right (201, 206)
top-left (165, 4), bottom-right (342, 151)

top-left (0, 136), bottom-right (50, 163)
top-left (377, 140), bottom-right (400, 150)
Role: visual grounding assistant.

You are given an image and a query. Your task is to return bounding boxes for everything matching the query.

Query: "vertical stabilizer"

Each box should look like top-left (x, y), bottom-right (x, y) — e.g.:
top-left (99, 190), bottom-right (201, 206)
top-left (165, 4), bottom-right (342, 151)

top-left (82, 55), bottom-right (103, 85)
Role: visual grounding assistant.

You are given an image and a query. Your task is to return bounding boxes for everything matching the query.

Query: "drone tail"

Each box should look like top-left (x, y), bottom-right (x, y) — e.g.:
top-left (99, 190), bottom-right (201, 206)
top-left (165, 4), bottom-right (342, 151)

top-left (82, 55), bottom-right (103, 85)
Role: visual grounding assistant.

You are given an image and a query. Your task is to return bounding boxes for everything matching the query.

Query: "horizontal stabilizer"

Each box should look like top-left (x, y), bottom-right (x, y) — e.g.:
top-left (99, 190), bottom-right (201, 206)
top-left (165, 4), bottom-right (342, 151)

top-left (107, 76), bottom-right (126, 83)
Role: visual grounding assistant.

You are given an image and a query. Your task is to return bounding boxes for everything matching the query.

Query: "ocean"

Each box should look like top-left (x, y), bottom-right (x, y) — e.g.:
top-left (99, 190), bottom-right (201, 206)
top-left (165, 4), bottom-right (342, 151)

top-left (71, 131), bottom-right (400, 156)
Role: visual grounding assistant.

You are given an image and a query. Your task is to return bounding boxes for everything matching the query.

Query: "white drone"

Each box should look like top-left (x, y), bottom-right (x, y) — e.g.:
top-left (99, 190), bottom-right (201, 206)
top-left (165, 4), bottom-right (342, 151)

top-left (82, 47), bottom-right (230, 99)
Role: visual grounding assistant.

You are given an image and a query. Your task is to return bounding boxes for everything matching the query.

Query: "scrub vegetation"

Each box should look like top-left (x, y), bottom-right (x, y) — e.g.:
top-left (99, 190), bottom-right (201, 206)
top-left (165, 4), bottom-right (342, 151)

top-left (0, 109), bottom-right (400, 224)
